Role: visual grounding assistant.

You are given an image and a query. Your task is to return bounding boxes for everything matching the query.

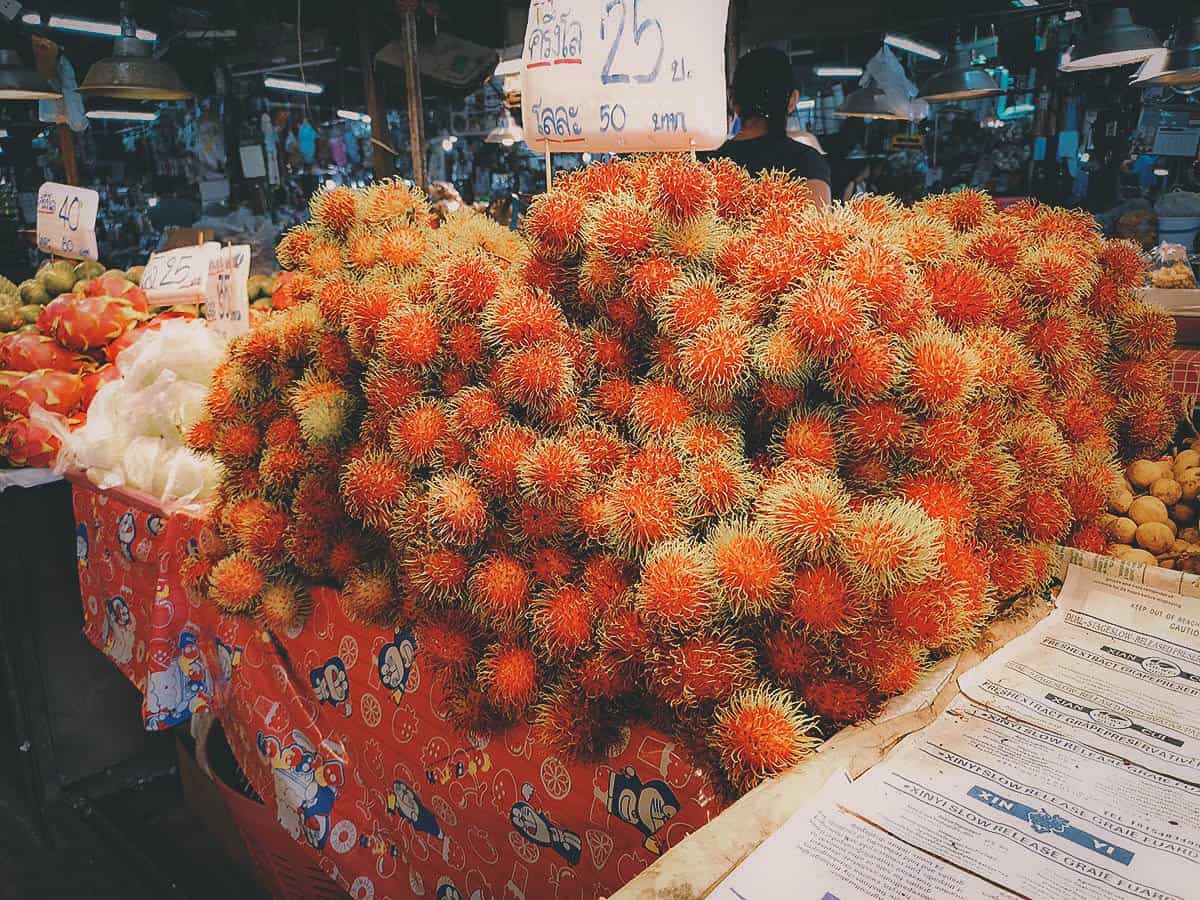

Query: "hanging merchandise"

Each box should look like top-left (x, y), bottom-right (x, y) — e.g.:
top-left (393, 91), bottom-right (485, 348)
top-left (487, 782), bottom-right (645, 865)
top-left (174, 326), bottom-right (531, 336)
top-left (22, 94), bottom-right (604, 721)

top-left (262, 112), bottom-right (280, 186)
top-left (38, 55), bottom-right (88, 132)
top-left (298, 120), bottom-right (317, 164)
top-left (862, 44), bottom-right (928, 121)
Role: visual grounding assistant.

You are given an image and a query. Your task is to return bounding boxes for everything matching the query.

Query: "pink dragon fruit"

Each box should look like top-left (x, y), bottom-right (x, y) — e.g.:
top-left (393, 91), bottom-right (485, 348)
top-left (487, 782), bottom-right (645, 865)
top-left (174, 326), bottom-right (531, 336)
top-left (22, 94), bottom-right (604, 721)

top-left (1, 369), bottom-right (85, 421)
top-left (1, 416), bottom-right (62, 467)
top-left (39, 295), bottom-right (145, 352)
top-left (0, 333), bottom-right (96, 373)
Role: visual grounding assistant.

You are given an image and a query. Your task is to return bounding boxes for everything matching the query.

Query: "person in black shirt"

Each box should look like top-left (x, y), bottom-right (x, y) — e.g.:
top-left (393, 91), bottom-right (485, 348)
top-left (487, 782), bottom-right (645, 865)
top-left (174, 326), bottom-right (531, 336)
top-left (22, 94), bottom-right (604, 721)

top-left (700, 48), bottom-right (832, 208)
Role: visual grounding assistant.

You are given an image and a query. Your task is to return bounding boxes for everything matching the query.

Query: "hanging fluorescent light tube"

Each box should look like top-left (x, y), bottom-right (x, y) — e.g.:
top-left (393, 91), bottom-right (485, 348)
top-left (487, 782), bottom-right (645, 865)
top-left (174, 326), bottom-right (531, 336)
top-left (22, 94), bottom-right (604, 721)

top-left (264, 76), bottom-right (323, 94)
top-left (0, 129), bottom-right (9, 138)
top-left (1065, 10), bottom-right (1082, 20)
top-left (795, 98), bottom-right (817, 110)
top-left (337, 109), bottom-right (370, 123)
top-left (20, 12), bottom-right (41, 25)
top-left (1012, 0), bottom-right (1039, 7)
top-left (883, 34), bottom-right (943, 60)
top-left (46, 15), bottom-right (156, 41)
top-left (814, 66), bottom-right (863, 77)
top-left (86, 109), bottom-right (159, 121)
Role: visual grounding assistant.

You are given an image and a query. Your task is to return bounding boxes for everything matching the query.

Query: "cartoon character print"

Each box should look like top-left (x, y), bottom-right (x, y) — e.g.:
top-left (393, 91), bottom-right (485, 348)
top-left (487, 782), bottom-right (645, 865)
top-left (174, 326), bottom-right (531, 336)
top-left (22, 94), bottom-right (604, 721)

top-left (116, 511), bottom-right (137, 561)
top-left (145, 630), bottom-right (212, 730)
top-left (102, 595), bottom-right (136, 665)
top-left (605, 767), bottom-right (679, 854)
top-left (146, 514), bottom-right (164, 537)
top-left (388, 779), bottom-right (444, 841)
top-left (436, 883), bottom-right (462, 900)
top-left (214, 637), bottom-right (244, 683)
top-left (311, 655), bottom-right (353, 717)
top-left (76, 523), bottom-right (88, 569)
top-left (257, 731), bottom-right (344, 850)
top-left (377, 629), bottom-right (417, 704)
top-left (510, 782), bottom-right (582, 866)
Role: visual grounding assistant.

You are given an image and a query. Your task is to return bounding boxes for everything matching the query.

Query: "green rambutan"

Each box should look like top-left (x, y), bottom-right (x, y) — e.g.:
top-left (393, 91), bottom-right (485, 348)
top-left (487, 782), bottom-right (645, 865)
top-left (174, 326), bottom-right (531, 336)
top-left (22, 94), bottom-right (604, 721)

top-left (288, 373), bottom-right (356, 446)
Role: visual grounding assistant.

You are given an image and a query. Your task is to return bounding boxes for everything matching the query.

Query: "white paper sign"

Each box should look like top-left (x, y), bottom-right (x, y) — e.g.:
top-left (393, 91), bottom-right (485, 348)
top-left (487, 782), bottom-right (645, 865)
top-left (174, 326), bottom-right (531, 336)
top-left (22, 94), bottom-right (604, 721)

top-left (141, 242), bottom-right (218, 303)
top-left (36, 182), bottom-right (99, 261)
top-left (205, 244), bottom-right (251, 339)
top-left (520, 0), bottom-right (729, 153)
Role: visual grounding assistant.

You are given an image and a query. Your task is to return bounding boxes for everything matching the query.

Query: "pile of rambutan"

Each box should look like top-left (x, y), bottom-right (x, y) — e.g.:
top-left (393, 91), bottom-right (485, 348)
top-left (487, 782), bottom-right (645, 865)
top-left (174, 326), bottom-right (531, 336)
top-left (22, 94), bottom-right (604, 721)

top-left (189, 162), bottom-right (1175, 798)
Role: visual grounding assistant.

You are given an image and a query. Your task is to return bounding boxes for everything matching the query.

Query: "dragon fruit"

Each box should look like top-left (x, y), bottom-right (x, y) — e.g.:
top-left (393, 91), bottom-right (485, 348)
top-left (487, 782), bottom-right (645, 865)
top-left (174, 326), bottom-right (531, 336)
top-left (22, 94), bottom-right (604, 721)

top-left (0, 333), bottom-right (95, 373)
top-left (1, 416), bottom-right (62, 467)
top-left (78, 274), bottom-right (149, 312)
top-left (81, 364), bottom-right (120, 407)
top-left (0, 369), bottom-right (85, 420)
top-left (39, 294), bottom-right (145, 352)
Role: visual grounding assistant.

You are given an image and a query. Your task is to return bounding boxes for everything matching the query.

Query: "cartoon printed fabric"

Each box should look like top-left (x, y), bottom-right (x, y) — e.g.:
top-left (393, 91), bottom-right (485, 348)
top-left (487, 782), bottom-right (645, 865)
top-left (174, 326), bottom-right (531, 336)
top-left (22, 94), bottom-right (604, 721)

top-left (72, 481), bottom-right (725, 898)
top-left (74, 483), bottom-right (215, 730)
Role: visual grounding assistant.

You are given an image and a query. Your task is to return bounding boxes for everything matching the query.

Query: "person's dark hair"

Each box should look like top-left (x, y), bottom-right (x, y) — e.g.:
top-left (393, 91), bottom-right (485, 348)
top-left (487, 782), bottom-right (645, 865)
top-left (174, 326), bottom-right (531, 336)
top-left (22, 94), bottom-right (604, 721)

top-left (732, 47), bottom-right (794, 137)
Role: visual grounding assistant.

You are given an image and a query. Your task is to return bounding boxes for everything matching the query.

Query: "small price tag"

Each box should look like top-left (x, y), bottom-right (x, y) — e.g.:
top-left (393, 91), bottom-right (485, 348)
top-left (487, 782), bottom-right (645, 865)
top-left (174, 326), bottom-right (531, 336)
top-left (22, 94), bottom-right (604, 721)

top-left (141, 242), bottom-right (218, 303)
top-left (521, 0), bottom-right (729, 153)
top-left (205, 244), bottom-right (251, 339)
top-left (36, 182), bottom-right (99, 261)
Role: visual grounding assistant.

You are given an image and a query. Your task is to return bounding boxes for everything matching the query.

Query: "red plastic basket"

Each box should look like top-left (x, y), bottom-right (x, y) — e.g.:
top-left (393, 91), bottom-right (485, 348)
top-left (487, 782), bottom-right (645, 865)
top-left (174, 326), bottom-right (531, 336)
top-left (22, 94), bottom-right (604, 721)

top-left (199, 721), bottom-right (347, 900)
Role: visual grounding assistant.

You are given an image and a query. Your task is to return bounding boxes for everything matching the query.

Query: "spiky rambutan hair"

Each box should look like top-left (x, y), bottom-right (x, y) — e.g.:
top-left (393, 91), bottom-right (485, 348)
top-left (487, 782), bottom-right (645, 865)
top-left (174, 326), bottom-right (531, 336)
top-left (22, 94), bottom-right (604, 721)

top-left (340, 563), bottom-right (400, 625)
top-left (496, 343), bottom-right (575, 411)
top-left (802, 677), bottom-right (876, 725)
top-left (208, 552), bottom-right (267, 614)
top-left (339, 451), bottom-right (410, 531)
top-left (602, 475), bottom-right (690, 557)
top-left (902, 324), bottom-right (977, 413)
top-left (825, 330), bottom-right (901, 402)
top-left (635, 538), bottom-right (719, 633)
top-left (649, 632), bottom-right (755, 708)
top-left (654, 274), bottom-right (725, 338)
top-left (890, 214), bottom-right (956, 265)
top-left (276, 225), bottom-right (317, 270)
top-left (898, 475), bottom-right (975, 534)
top-left (627, 381), bottom-right (694, 439)
top-left (468, 553), bottom-right (532, 629)
top-left (403, 544), bottom-right (469, 603)
top-left (678, 318), bottom-right (755, 401)
top-left (752, 325), bottom-right (813, 388)
top-left (1114, 304), bottom-right (1176, 358)
top-left (783, 273), bottom-right (870, 360)
top-left (711, 684), bottom-right (818, 790)
top-left (530, 583), bottom-right (594, 661)
top-left (840, 498), bottom-right (943, 593)
top-left (524, 190), bottom-right (587, 256)
top-left (1018, 486), bottom-right (1073, 542)
top-left (683, 451), bottom-right (759, 520)
top-left (415, 611), bottom-right (477, 681)
top-left (259, 576), bottom-right (311, 631)
top-left (1099, 239), bottom-right (1147, 290)
top-left (482, 287), bottom-right (566, 351)
top-left (425, 472), bottom-right (488, 546)
top-left (476, 642), bottom-right (539, 714)
top-left (922, 260), bottom-right (998, 330)
top-left (707, 518), bottom-right (790, 617)
top-left (387, 399), bottom-right (447, 467)
top-left (788, 564), bottom-right (864, 634)
top-left (755, 470), bottom-right (850, 559)
top-left (288, 373), bottom-right (357, 446)
top-left (517, 437), bottom-right (588, 506)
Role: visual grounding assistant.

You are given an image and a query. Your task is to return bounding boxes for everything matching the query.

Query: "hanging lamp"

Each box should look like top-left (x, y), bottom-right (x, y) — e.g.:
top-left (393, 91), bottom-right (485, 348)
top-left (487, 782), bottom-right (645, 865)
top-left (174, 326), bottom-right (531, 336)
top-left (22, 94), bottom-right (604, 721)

top-left (485, 113), bottom-right (524, 146)
top-left (1059, 7), bottom-right (1160, 71)
top-left (918, 44), bottom-right (1003, 102)
top-left (1133, 16), bottom-right (1200, 87)
top-left (77, 2), bottom-right (192, 100)
top-left (834, 85), bottom-right (913, 120)
top-left (0, 49), bottom-right (62, 99)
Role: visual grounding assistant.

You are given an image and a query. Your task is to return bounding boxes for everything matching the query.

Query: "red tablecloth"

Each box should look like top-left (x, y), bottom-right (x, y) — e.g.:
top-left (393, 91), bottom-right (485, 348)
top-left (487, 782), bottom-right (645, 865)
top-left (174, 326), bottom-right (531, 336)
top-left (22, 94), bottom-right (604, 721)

top-left (1170, 348), bottom-right (1200, 401)
top-left (71, 479), bottom-right (722, 899)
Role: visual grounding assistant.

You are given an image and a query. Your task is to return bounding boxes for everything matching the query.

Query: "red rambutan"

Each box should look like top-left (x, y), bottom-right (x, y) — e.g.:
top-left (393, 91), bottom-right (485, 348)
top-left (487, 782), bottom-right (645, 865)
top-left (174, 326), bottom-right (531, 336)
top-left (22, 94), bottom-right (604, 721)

top-left (208, 552), bottom-right (267, 614)
top-left (379, 305), bottom-right (442, 370)
top-left (756, 470), bottom-right (850, 558)
top-left (339, 452), bottom-right (411, 530)
top-left (259, 577), bottom-right (310, 631)
top-left (628, 381), bottom-right (694, 438)
top-left (340, 563), bottom-right (400, 625)
top-left (380, 226), bottom-right (428, 268)
top-left (496, 343), bottom-right (574, 410)
top-left (802, 677), bottom-right (875, 725)
top-left (711, 685), bottom-right (817, 790)
top-left (524, 191), bottom-right (587, 255)
top-left (602, 476), bottom-right (690, 556)
top-left (825, 330), bottom-right (900, 401)
top-left (531, 584), bottom-right (594, 660)
top-left (426, 473), bottom-right (489, 546)
top-left (468, 553), bottom-right (532, 628)
top-left (416, 612), bottom-right (477, 680)
top-left (709, 519), bottom-right (789, 616)
top-left (842, 399), bottom-right (912, 455)
top-left (477, 642), bottom-right (539, 714)
top-left (387, 400), bottom-right (447, 466)
top-left (903, 325), bottom-right (976, 412)
top-left (587, 195), bottom-right (654, 259)
top-left (784, 274), bottom-right (869, 359)
top-left (1018, 486), bottom-right (1073, 542)
top-left (788, 564), bottom-right (864, 634)
top-left (636, 539), bottom-right (718, 632)
top-left (841, 499), bottom-right (943, 592)
top-left (214, 421), bottom-right (261, 464)
top-left (517, 438), bottom-right (588, 505)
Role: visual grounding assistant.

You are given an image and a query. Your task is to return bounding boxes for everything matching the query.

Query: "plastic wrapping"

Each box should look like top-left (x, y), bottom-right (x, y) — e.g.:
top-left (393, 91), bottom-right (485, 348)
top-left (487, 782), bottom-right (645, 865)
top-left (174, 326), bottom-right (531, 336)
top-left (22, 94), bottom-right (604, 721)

top-left (35, 319), bottom-right (226, 510)
top-left (862, 45), bottom-right (929, 121)
top-left (1149, 242), bottom-right (1196, 289)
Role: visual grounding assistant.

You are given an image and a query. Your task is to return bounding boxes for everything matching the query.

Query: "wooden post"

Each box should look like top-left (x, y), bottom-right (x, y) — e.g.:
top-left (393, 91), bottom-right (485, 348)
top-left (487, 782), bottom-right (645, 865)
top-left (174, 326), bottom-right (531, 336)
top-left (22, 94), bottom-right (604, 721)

top-left (31, 36), bottom-right (80, 186)
top-left (399, 2), bottom-right (426, 188)
top-left (358, 1), bottom-right (393, 180)
top-left (545, 145), bottom-right (552, 192)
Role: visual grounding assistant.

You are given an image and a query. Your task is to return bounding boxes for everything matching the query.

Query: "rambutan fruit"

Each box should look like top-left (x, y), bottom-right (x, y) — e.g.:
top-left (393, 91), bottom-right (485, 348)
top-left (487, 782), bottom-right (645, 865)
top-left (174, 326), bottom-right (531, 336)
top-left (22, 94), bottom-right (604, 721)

top-left (363, 179), bottom-right (425, 225)
top-left (961, 449), bottom-right (1020, 518)
top-left (436, 249), bottom-right (500, 315)
top-left (380, 226), bottom-right (428, 268)
top-left (660, 213), bottom-right (726, 263)
top-left (226, 497), bottom-right (289, 561)
top-left (446, 387), bottom-right (503, 441)
top-left (1019, 244), bottom-right (1095, 305)
top-left (577, 649), bottom-right (634, 699)
top-left (339, 451), bottom-right (411, 530)
top-left (679, 318), bottom-right (754, 400)
top-left (788, 564), bottom-right (864, 634)
top-left (416, 612), bottom-right (477, 681)
top-left (654, 275), bottom-right (724, 338)
top-left (477, 642), bottom-right (539, 714)
top-left (328, 532), bottom-right (369, 583)
top-left (379, 305), bottom-right (442, 371)
top-left (346, 229), bottom-right (381, 272)
top-left (707, 518), bottom-right (790, 617)
top-left (825, 330), bottom-right (900, 401)
top-left (531, 584), bottom-right (594, 660)
top-left (897, 475), bottom-right (974, 534)
top-left (426, 473), bottom-right (488, 546)
top-left (707, 157), bottom-right (753, 219)
top-left (802, 677), bottom-right (875, 725)
top-left (310, 185), bottom-right (358, 235)
top-left (208, 552), bottom-right (267, 614)
top-left (843, 621), bottom-right (925, 695)
top-left (922, 260), bottom-right (998, 330)
top-left (761, 627), bottom-right (821, 684)
top-left (902, 324), bottom-right (977, 413)
top-left (363, 363), bottom-right (422, 417)
top-left (1114, 305), bottom-right (1176, 357)
top-left (387, 400), bottom-right (447, 466)
top-left (752, 325), bottom-right (813, 387)
top-left (524, 191), bottom-right (587, 255)
top-left (214, 421), bottom-right (261, 464)
top-left (531, 690), bottom-right (598, 757)
top-left (565, 425), bottom-right (629, 479)
top-left (404, 545), bottom-right (469, 602)
top-left (784, 274), bottom-right (870, 360)
top-left (651, 154), bottom-right (717, 222)
top-left (288, 373), bottom-right (356, 446)
top-left (837, 241), bottom-right (912, 311)
top-left (1018, 486), bottom-right (1073, 542)
top-left (275, 225), bottom-right (316, 270)
top-left (636, 539), bottom-right (719, 632)
top-left (906, 414), bottom-right (977, 472)
top-left (259, 576), bottom-right (310, 631)
top-left (517, 438), bottom-right (588, 505)
top-left (602, 476), bottom-right (690, 556)
top-left (185, 417), bottom-right (216, 453)
top-left (303, 241), bottom-right (345, 280)
top-left (1070, 521), bottom-right (1108, 555)
top-left (1006, 415), bottom-right (1071, 481)
top-left (740, 238), bottom-right (811, 301)
top-left (672, 418), bottom-right (741, 460)
top-left (312, 332), bottom-right (354, 379)
top-left (621, 445), bottom-right (685, 484)
top-left (482, 288), bottom-right (565, 350)
top-left (284, 515), bottom-right (331, 577)
top-left (340, 563), bottom-right (400, 625)
top-left (623, 382), bottom-right (690, 440)
top-left (531, 545), bottom-right (576, 586)
top-left (684, 451), bottom-right (758, 519)
top-left (1121, 395), bottom-right (1177, 457)
top-left (578, 252), bottom-right (622, 305)
top-left (885, 577), bottom-right (960, 646)
top-left (496, 343), bottom-right (574, 411)
top-left (711, 685), bottom-right (817, 790)
top-left (1099, 239), bottom-right (1147, 290)
top-left (755, 471), bottom-right (850, 559)
top-left (472, 423), bottom-right (537, 496)
top-left (942, 188), bottom-right (995, 231)
top-left (625, 256), bottom-right (682, 307)
top-left (892, 214), bottom-right (955, 265)
top-left (468, 553), bottom-right (532, 628)
top-left (650, 633), bottom-right (754, 707)
top-left (841, 499), bottom-right (943, 592)
top-left (964, 223), bottom-right (1024, 271)
top-left (586, 195), bottom-right (654, 259)
top-left (582, 553), bottom-right (634, 612)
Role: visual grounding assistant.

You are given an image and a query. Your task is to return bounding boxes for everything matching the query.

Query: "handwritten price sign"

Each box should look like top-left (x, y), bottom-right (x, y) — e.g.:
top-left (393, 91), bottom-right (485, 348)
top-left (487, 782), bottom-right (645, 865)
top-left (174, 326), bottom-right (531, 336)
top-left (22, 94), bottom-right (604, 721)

top-left (141, 243), bottom-right (219, 303)
top-left (205, 244), bottom-right (251, 339)
top-left (36, 182), bottom-right (99, 261)
top-left (521, 0), bottom-right (728, 153)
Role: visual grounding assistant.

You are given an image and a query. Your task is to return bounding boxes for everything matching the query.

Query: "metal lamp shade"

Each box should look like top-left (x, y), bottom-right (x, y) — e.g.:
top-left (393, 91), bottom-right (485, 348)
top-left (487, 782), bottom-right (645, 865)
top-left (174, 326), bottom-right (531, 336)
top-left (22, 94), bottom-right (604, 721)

top-left (917, 64), bottom-right (1002, 102)
top-left (834, 85), bottom-right (912, 120)
top-left (1060, 7), bottom-right (1160, 71)
top-left (78, 37), bottom-right (192, 100)
top-left (1133, 17), bottom-right (1200, 87)
top-left (485, 117), bottom-right (524, 145)
top-left (0, 49), bottom-right (62, 100)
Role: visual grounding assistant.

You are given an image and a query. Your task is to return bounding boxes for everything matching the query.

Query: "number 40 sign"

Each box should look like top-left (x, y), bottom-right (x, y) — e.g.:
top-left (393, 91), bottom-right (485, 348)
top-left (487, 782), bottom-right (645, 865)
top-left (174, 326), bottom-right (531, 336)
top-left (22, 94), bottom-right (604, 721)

top-left (36, 182), bottom-right (99, 261)
top-left (521, 0), bottom-right (729, 154)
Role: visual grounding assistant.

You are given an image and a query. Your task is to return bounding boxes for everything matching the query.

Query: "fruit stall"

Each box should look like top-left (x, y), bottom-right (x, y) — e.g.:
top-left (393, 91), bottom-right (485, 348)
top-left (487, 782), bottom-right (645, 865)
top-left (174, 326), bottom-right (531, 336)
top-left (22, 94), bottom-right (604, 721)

top-left (0, 151), bottom-right (1186, 899)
